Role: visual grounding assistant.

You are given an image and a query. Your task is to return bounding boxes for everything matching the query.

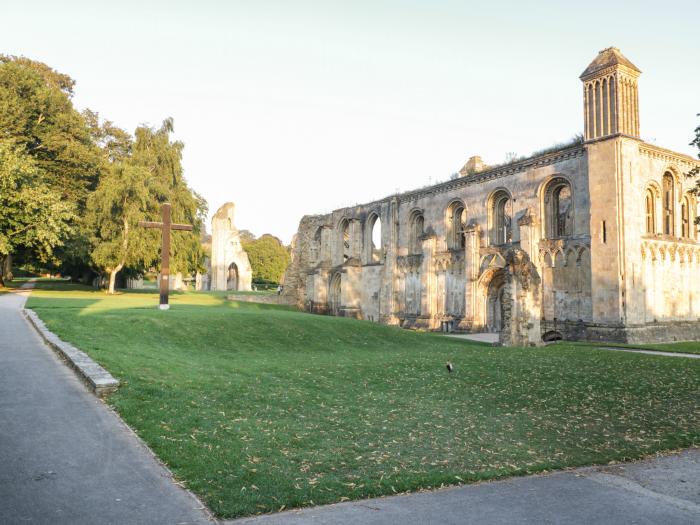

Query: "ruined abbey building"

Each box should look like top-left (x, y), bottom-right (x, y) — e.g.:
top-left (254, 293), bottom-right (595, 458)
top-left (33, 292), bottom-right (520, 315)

top-left (283, 48), bottom-right (700, 345)
top-left (206, 202), bottom-right (253, 292)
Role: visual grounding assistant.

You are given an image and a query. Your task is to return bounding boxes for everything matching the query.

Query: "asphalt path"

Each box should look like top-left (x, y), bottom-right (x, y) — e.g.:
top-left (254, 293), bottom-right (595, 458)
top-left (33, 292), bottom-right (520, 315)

top-left (0, 285), bottom-right (213, 525)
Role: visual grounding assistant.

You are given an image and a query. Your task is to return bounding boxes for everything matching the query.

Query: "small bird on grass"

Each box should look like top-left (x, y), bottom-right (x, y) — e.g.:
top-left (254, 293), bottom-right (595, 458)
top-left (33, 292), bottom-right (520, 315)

top-left (446, 361), bottom-right (454, 373)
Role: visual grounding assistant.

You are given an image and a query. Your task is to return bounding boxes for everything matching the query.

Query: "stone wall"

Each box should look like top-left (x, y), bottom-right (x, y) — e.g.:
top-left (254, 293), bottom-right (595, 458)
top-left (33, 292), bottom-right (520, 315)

top-left (282, 49), bottom-right (700, 345)
top-left (210, 202), bottom-right (253, 292)
top-left (227, 293), bottom-right (296, 306)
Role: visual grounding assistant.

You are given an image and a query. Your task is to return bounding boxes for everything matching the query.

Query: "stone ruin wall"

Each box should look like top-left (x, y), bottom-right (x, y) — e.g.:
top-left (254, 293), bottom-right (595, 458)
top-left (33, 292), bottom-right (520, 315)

top-left (284, 145), bottom-right (594, 345)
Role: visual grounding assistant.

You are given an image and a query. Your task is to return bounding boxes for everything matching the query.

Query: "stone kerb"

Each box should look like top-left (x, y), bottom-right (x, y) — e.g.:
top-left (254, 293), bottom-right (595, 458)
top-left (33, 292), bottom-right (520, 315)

top-left (23, 308), bottom-right (119, 397)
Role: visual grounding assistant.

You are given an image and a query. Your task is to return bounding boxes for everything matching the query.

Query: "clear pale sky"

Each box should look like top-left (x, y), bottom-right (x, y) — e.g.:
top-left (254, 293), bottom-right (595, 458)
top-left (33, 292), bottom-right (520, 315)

top-left (3, 1), bottom-right (698, 243)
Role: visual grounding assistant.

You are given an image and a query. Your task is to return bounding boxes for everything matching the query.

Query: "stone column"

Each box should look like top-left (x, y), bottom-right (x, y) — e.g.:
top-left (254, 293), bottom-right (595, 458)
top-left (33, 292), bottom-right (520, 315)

top-left (419, 235), bottom-right (437, 329)
top-left (350, 219), bottom-right (362, 260)
top-left (464, 223), bottom-right (481, 324)
top-left (382, 198), bottom-right (400, 325)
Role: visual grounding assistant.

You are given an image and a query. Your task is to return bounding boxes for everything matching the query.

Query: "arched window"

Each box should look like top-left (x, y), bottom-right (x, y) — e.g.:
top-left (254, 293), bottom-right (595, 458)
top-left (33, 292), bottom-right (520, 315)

top-left (338, 218), bottom-right (351, 261)
top-left (366, 213), bottom-right (382, 263)
top-left (544, 178), bottom-right (573, 238)
top-left (645, 189), bottom-right (656, 234)
top-left (681, 194), bottom-right (694, 239)
top-left (446, 201), bottom-right (466, 250)
top-left (662, 173), bottom-right (675, 236)
top-left (490, 190), bottom-right (511, 245)
top-left (409, 211), bottom-right (424, 254)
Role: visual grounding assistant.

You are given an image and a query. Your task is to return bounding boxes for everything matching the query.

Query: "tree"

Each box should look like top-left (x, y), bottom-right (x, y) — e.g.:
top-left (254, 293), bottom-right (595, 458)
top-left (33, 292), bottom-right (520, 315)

top-left (689, 116), bottom-right (700, 178)
top-left (87, 162), bottom-right (157, 293)
top-left (242, 234), bottom-right (291, 284)
top-left (0, 55), bottom-right (103, 205)
top-left (0, 140), bottom-right (75, 285)
top-left (688, 116), bottom-right (700, 225)
top-left (238, 229), bottom-right (256, 243)
top-left (0, 56), bottom-right (104, 279)
top-left (87, 119), bottom-right (206, 293)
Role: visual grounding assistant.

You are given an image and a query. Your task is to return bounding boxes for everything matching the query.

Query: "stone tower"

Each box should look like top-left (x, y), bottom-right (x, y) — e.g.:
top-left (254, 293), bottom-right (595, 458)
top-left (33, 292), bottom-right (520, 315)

top-left (580, 47), bottom-right (641, 141)
top-left (210, 202), bottom-right (253, 292)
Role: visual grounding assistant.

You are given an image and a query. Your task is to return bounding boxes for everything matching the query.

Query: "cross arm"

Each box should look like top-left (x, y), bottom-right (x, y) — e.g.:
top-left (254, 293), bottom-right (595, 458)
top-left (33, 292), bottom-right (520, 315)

top-left (170, 224), bottom-right (194, 231)
top-left (139, 221), bottom-right (163, 229)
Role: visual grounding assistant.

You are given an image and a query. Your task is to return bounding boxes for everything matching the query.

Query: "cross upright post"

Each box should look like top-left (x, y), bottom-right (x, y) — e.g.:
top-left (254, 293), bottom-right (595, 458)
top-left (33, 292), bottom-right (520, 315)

top-left (138, 203), bottom-right (193, 310)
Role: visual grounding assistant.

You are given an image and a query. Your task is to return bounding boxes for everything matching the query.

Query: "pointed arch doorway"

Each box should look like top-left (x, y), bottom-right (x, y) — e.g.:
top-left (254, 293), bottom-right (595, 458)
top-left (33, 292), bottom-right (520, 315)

top-left (486, 273), bottom-right (506, 333)
top-left (329, 272), bottom-right (342, 315)
top-left (227, 262), bottom-right (239, 291)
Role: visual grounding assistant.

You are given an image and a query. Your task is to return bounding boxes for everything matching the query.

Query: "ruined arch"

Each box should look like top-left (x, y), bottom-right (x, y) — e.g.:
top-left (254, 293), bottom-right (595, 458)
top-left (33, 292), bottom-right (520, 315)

top-left (365, 211), bottom-right (382, 263)
top-left (337, 217), bottom-right (351, 262)
top-left (485, 270), bottom-right (507, 333)
top-left (445, 199), bottom-right (466, 250)
top-left (329, 272), bottom-right (342, 315)
top-left (681, 193), bottom-right (696, 239)
top-left (662, 172), bottom-right (675, 236)
top-left (475, 267), bottom-right (506, 333)
top-left (488, 188), bottom-right (512, 245)
top-left (408, 209), bottom-right (425, 254)
top-left (644, 185), bottom-right (659, 234)
top-left (210, 202), bottom-right (253, 292)
top-left (227, 262), bottom-right (239, 291)
top-left (541, 176), bottom-right (574, 239)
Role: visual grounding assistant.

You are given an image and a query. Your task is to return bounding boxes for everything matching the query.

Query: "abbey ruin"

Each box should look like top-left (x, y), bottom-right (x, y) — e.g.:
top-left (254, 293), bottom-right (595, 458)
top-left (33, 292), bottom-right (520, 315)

top-left (283, 48), bottom-right (700, 345)
top-left (209, 202), bottom-right (253, 292)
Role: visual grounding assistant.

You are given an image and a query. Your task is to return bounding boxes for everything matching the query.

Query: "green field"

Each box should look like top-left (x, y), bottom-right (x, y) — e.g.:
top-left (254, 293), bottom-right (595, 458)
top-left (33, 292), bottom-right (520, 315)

top-left (25, 282), bottom-right (700, 519)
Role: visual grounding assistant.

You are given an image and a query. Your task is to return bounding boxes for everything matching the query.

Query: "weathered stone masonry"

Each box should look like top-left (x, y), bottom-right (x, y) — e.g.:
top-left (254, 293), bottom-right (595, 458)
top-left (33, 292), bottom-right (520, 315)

top-left (283, 48), bottom-right (700, 345)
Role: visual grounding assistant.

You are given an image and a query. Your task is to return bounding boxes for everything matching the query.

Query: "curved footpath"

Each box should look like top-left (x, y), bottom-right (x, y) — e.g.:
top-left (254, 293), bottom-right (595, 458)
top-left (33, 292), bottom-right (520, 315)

top-left (0, 285), bottom-right (213, 525)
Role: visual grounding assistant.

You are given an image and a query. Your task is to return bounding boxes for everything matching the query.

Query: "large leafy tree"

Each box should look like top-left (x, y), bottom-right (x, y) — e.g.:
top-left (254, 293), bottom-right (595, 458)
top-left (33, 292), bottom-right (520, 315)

top-left (0, 56), bottom-right (104, 278)
top-left (689, 116), bottom-right (700, 226)
top-left (0, 55), bottom-right (103, 204)
top-left (0, 140), bottom-right (75, 285)
top-left (87, 119), bottom-right (206, 293)
top-left (690, 117), bottom-right (699, 177)
top-left (242, 234), bottom-right (291, 284)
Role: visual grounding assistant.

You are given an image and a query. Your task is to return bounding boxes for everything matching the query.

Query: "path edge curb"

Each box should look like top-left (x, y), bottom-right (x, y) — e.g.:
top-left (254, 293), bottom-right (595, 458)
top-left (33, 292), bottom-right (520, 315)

top-left (22, 308), bottom-right (120, 397)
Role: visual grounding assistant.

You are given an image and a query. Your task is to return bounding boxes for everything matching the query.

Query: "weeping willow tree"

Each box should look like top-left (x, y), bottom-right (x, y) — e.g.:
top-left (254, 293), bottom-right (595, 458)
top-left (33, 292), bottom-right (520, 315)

top-left (87, 118), bottom-right (207, 293)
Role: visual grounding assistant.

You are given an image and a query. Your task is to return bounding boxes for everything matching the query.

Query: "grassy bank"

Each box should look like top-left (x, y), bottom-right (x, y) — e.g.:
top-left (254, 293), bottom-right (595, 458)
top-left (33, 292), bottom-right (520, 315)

top-left (26, 282), bottom-right (700, 518)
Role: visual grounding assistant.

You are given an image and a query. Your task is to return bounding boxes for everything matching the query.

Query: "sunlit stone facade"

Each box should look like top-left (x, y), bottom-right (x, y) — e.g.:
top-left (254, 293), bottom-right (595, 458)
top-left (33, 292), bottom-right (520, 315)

top-left (283, 48), bottom-right (700, 345)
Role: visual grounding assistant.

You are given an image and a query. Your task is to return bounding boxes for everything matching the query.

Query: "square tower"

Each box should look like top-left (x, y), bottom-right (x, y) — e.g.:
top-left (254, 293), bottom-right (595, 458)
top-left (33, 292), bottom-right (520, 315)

top-left (580, 47), bottom-right (641, 141)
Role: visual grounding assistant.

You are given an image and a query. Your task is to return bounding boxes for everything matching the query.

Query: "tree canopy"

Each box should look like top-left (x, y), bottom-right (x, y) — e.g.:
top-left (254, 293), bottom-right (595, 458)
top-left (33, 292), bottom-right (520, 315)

top-left (0, 56), bottom-right (207, 290)
top-left (242, 234), bottom-right (290, 285)
top-left (0, 140), bottom-right (75, 284)
top-left (0, 55), bottom-right (103, 205)
top-left (88, 119), bottom-right (207, 293)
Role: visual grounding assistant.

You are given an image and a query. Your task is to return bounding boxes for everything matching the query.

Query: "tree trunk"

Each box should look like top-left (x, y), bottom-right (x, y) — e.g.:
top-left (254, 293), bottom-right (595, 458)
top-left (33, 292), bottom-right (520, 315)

top-left (4, 254), bottom-right (13, 282)
top-left (108, 263), bottom-right (124, 294)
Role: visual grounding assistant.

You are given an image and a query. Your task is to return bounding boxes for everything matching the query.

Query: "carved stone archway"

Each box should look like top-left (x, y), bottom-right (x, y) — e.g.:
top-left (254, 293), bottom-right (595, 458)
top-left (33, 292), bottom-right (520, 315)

top-left (329, 272), bottom-right (342, 316)
top-left (227, 262), bottom-right (239, 291)
top-left (477, 249), bottom-right (542, 346)
top-left (486, 271), bottom-right (506, 333)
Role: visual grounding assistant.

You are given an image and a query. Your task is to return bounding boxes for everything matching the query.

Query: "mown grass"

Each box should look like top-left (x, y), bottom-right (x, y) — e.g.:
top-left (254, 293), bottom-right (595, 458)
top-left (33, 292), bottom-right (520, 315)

top-left (26, 282), bottom-right (700, 519)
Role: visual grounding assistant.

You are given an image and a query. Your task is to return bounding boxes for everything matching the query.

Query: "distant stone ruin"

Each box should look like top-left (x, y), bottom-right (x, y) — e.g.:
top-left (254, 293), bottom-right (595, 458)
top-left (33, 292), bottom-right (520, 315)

top-left (209, 202), bottom-right (253, 292)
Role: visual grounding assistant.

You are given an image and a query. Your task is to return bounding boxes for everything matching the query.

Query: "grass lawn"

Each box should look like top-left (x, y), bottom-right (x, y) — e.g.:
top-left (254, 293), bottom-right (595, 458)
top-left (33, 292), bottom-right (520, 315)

top-left (26, 282), bottom-right (700, 519)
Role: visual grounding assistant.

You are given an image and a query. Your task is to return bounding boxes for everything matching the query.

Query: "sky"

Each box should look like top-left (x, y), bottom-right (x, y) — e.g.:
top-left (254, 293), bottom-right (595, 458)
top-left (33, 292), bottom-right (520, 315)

top-left (2, 0), bottom-right (699, 243)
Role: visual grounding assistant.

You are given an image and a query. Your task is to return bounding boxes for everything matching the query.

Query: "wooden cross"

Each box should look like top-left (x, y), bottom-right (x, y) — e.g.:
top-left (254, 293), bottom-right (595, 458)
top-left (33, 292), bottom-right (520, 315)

top-left (139, 202), bottom-right (193, 310)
